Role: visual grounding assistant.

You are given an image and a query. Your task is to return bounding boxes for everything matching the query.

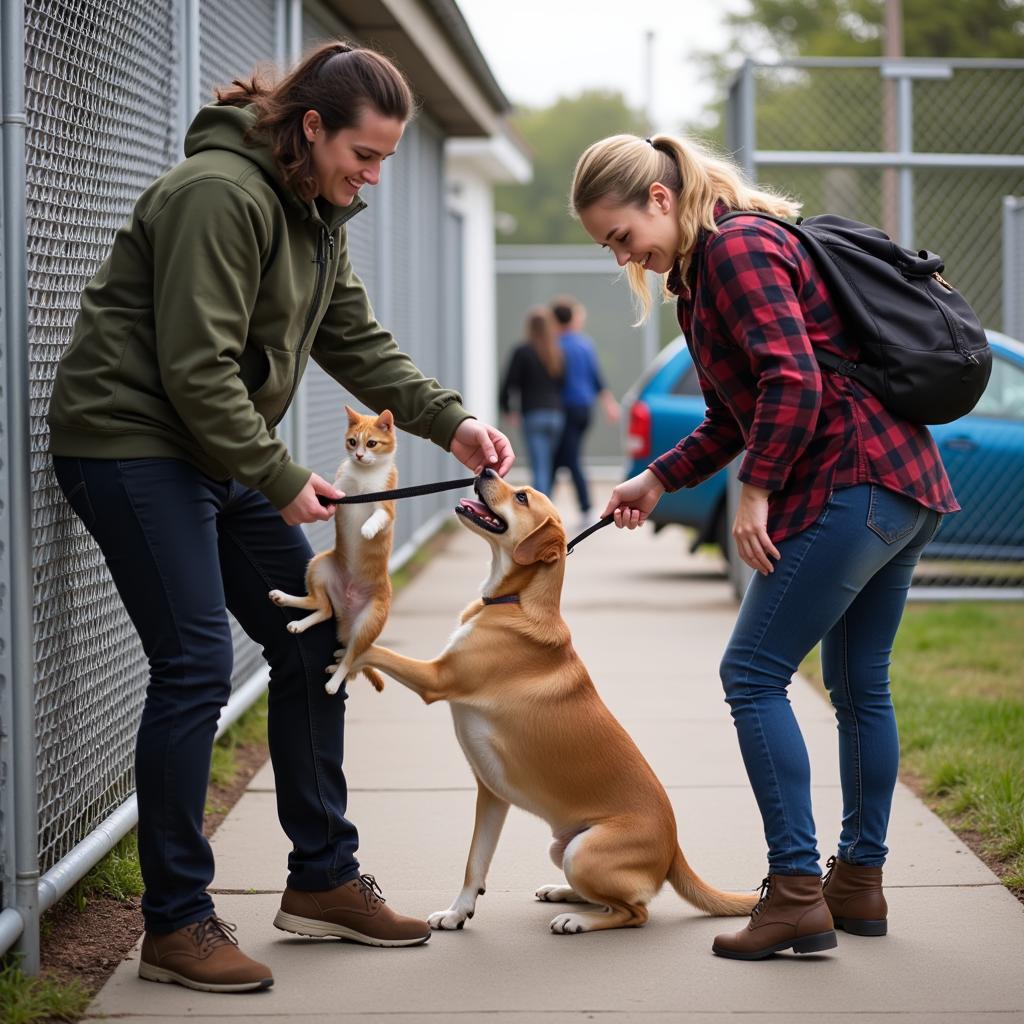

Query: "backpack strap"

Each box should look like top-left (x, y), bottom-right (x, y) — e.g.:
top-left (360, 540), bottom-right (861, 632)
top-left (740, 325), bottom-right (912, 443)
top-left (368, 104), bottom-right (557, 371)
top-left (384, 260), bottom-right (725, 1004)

top-left (714, 210), bottom-right (863, 381)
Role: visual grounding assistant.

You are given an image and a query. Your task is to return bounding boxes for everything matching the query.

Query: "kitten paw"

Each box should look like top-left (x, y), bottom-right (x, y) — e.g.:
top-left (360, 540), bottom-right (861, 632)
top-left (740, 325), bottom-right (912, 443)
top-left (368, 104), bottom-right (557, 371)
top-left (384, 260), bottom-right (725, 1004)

top-left (268, 589), bottom-right (286, 605)
top-left (286, 621), bottom-right (304, 634)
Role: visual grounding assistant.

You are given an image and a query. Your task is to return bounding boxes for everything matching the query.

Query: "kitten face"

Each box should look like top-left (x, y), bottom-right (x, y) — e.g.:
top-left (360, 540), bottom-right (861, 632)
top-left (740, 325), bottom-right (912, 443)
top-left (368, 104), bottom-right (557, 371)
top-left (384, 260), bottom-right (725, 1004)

top-left (344, 406), bottom-right (396, 466)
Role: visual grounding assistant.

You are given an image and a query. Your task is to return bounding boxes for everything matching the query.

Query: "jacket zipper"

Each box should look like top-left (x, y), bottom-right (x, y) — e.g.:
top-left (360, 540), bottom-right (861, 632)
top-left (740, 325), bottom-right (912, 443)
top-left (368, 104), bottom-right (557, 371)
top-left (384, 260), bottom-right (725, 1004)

top-left (273, 224), bottom-right (332, 427)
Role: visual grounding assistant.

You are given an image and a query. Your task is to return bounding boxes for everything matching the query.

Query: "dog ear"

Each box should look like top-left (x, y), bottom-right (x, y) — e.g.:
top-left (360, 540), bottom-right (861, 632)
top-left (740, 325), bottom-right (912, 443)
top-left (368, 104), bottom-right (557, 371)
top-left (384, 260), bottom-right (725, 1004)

top-left (512, 517), bottom-right (564, 566)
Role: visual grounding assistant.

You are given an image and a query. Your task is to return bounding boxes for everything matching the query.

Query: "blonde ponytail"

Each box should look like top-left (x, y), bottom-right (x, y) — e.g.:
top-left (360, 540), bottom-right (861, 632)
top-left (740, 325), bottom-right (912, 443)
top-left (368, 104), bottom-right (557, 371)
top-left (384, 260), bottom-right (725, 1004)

top-left (571, 133), bottom-right (801, 323)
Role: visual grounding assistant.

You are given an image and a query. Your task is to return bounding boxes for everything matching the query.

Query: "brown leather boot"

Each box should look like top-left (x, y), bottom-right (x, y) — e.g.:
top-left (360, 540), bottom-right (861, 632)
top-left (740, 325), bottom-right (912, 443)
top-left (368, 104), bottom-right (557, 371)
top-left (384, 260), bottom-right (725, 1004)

top-left (712, 874), bottom-right (837, 960)
top-left (274, 873), bottom-right (431, 947)
top-left (822, 855), bottom-right (888, 936)
top-left (138, 915), bottom-right (273, 992)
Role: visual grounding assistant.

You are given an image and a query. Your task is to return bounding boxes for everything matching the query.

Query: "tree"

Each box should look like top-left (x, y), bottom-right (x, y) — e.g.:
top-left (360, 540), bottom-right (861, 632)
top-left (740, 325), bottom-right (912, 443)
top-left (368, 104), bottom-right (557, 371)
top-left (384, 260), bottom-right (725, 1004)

top-left (722, 0), bottom-right (1024, 59)
top-left (493, 90), bottom-right (649, 245)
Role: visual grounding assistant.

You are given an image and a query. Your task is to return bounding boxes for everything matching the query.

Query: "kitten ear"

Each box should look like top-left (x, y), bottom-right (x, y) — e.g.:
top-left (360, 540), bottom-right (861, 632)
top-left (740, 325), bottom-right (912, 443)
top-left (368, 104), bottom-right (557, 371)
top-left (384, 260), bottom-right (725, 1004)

top-left (345, 405), bottom-right (360, 425)
top-left (375, 409), bottom-right (394, 432)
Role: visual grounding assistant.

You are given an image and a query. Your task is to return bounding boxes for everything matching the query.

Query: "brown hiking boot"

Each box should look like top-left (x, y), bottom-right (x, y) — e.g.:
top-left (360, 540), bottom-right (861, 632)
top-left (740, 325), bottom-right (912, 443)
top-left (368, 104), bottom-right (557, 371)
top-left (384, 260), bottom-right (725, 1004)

top-left (712, 874), bottom-right (838, 960)
top-left (274, 873), bottom-right (431, 947)
top-left (823, 855), bottom-right (888, 936)
top-left (138, 915), bottom-right (273, 992)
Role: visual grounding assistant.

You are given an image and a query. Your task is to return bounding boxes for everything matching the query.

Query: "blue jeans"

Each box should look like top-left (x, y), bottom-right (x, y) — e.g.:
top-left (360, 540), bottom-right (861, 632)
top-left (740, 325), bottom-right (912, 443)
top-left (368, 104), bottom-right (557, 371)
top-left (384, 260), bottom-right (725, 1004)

top-left (554, 405), bottom-right (592, 513)
top-left (523, 408), bottom-right (565, 494)
top-left (52, 456), bottom-right (361, 934)
top-left (720, 484), bottom-right (943, 877)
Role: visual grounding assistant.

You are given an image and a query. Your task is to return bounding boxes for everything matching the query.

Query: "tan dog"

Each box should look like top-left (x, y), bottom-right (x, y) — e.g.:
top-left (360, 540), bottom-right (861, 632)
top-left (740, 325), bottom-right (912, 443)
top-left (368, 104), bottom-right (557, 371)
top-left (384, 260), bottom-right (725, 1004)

top-left (354, 468), bottom-right (757, 934)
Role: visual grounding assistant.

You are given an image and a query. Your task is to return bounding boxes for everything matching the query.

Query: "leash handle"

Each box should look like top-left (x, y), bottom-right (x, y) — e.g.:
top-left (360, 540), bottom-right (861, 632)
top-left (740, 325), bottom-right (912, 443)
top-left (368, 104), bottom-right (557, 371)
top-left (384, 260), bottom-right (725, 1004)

top-left (566, 515), bottom-right (614, 554)
top-left (317, 476), bottom-right (476, 507)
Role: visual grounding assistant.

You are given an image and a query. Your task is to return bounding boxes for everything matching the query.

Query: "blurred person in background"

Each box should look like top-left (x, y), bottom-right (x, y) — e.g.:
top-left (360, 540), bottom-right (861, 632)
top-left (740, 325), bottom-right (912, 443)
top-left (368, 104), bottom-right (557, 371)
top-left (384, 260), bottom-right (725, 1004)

top-left (499, 306), bottom-right (565, 494)
top-left (571, 132), bottom-right (957, 961)
top-left (550, 295), bottom-right (620, 527)
top-left (47, 40), bottom-right (513, 993)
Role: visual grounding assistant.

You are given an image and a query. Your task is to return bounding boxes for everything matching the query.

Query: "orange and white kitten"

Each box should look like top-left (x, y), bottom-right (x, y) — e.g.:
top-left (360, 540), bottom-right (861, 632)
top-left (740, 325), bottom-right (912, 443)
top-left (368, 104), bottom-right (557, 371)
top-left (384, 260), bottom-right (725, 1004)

top-left (269, 406), bottom-right (397, 695)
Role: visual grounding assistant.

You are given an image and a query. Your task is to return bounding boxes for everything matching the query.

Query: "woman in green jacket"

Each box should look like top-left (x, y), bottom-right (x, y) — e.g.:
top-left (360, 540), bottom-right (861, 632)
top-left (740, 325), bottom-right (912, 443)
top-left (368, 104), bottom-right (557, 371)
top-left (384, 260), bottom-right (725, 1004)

top-left (47, 41), bottom-right (512, 993)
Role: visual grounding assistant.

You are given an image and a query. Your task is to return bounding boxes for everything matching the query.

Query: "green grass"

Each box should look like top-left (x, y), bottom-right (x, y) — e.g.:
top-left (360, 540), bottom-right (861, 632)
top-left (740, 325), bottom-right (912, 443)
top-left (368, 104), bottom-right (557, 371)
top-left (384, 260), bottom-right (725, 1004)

top-left (800, 601), bottom-right (1024, 894)
top-left (0, 959), bottom-right (90, 1024)
top-left (68, 834), bottom-right (143, 911)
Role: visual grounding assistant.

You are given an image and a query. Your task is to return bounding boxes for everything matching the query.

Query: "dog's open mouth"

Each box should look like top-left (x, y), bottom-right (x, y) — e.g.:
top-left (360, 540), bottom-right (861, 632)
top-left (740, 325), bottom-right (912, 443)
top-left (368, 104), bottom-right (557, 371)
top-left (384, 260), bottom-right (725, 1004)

top-left (455, 497), bottom-right (507, 534)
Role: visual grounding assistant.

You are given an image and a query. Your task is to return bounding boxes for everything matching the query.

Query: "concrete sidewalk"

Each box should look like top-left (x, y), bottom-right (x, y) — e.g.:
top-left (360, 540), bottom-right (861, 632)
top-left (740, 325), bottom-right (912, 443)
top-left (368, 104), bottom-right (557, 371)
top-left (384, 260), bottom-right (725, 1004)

top-left (91, 477), bottom-right (1024, 1023)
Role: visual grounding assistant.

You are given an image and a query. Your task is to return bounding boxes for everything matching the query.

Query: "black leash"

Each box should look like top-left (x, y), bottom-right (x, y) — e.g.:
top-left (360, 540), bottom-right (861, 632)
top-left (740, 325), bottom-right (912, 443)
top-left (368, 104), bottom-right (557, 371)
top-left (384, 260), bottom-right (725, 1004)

top-left (566, 515), bottom-right (614, 554)
top-left (317, 476), bottom-right (476, 507)
top-left (318, 475), bottom-right (613, 555)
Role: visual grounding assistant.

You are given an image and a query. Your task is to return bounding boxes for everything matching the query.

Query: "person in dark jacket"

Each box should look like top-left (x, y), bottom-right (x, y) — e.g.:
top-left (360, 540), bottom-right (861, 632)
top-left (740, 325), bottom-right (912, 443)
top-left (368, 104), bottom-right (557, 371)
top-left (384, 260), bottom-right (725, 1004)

top-left (571, 132), bottom-right (958, 961)
top-left (499, 306), bottom-right (564, 494)
top-left (47, 41), bottom-right (513, 992)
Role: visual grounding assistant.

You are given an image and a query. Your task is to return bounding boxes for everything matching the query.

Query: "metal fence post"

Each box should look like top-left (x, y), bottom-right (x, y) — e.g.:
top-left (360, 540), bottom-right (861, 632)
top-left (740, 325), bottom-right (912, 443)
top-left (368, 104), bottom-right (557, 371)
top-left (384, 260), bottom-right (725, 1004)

top-left (1005, 196), bottom-right (1023, 339)
top-left (738, 58), bottom-right (756, 181)
top-left (2, 0), bottom-right (40, 973)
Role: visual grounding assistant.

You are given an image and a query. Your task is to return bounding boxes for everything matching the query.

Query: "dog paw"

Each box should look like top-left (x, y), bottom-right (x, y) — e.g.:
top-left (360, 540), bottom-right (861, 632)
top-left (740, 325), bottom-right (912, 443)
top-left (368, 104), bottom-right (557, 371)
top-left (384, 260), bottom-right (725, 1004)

top-left (549, 913), bottom-right (589, 935)
top-left (535, 885), bottom-right (584, 903)
top-left (427, 909), bottom-right (470, 931)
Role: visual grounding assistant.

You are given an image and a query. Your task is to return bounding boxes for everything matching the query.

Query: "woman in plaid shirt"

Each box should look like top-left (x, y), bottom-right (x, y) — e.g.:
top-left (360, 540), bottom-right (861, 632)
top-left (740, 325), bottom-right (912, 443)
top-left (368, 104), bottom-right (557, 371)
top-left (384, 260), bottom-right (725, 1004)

top-left (571, 134), bottom-right (958, 961)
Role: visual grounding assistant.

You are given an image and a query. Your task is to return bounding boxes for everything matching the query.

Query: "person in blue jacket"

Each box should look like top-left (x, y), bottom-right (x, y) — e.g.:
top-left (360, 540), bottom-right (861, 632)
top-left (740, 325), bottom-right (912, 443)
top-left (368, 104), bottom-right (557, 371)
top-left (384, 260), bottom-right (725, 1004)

top-left (550, 296), bottom-right (620, 525)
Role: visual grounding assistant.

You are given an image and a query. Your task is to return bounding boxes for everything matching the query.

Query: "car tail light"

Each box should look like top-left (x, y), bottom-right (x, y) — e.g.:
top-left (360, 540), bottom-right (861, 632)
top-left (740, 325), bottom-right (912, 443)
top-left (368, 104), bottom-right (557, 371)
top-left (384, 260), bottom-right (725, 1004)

top-left (626, 400), bottom-right (651, 459)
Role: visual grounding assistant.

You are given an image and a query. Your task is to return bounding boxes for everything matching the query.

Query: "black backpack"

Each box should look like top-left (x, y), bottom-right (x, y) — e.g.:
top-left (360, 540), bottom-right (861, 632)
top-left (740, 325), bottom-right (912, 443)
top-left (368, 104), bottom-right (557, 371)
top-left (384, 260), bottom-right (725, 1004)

top-left (716, 211), bottom-right (992, 425)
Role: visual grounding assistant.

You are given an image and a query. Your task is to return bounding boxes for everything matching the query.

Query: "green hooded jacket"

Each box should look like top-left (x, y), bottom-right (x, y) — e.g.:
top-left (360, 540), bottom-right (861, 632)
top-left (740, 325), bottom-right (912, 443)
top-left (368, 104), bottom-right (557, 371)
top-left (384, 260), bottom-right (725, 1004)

top-left (47, 103), bottom-right (471, 508)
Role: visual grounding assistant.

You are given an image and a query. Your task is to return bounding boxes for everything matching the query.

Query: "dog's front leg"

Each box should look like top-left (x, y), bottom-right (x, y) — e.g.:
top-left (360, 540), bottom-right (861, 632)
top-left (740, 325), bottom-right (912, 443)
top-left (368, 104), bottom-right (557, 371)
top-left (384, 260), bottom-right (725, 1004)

top-left (429, 781), bottom-right (509, 931)
top-left (354, 644), bottom-right (449, 703)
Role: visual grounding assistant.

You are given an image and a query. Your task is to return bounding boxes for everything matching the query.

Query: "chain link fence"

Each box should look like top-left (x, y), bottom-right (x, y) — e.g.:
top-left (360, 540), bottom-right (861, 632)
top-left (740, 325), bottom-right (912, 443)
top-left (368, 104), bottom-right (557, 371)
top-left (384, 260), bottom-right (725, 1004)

top-left (2, 0), bottom-right (471, 964)
top-left (728, 58), bottom-right (1024, 594)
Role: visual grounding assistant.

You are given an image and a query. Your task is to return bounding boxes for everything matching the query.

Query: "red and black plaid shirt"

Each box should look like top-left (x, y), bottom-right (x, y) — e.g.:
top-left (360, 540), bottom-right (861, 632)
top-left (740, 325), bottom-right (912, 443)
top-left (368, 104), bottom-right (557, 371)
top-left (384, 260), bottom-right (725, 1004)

top-left (649, 210), bottom-right (959, 542)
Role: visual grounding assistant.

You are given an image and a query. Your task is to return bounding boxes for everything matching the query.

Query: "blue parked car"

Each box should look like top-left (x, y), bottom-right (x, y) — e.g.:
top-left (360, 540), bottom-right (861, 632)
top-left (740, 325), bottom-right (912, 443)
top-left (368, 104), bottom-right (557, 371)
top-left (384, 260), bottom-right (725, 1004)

top-left (622, 330), bottom-right (1024, 560)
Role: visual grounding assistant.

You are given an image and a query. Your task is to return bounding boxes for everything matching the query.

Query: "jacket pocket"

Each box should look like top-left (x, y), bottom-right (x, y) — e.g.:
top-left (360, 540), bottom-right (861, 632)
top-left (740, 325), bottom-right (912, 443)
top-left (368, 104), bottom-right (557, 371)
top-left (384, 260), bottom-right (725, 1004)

top-left (866, 484), bottom-right (919, 544)
top-left (52, 457), bottom-right (97, 531)
top-left (249, 346), bottom-right (299, 426)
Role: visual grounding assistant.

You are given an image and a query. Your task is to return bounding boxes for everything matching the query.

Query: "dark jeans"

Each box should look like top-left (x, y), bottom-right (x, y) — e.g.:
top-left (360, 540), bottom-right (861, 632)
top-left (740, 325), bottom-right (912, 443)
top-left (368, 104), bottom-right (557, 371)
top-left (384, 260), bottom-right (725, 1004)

top-left (554, 404), bottom-right (592, 513)
top-left (720, 484), bottom-right (943, 876)
top-left (52, 456), bottom-right (361, 934)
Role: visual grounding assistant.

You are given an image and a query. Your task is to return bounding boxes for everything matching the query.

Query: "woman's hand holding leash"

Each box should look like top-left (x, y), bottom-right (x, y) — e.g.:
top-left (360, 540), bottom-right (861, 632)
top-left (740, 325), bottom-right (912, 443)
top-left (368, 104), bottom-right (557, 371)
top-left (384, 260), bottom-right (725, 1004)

top-left (282, 473), bottom-right (344, 525)
top-left (733, 483), bottom-right (780, 574)
top-left (602, 469), bottom-right (665, 529)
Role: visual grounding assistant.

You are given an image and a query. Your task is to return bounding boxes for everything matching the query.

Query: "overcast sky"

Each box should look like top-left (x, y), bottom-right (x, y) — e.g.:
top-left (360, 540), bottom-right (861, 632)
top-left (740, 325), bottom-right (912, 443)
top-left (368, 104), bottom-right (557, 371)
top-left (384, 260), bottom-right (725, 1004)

top-left (456, 0), bottom-right (745, 131)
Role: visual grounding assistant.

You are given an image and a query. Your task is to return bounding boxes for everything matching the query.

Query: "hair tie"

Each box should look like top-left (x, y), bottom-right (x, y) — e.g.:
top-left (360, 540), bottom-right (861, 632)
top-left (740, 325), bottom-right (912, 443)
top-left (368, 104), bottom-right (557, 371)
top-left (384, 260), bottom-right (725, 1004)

top-left (644, 137), bottom-right (654, 146)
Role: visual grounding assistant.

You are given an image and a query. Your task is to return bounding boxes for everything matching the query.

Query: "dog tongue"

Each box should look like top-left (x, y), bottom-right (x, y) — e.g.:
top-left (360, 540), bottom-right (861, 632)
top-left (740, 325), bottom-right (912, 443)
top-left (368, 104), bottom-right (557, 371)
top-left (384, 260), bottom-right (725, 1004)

top-left (459, 499), bottom-right (489, 516)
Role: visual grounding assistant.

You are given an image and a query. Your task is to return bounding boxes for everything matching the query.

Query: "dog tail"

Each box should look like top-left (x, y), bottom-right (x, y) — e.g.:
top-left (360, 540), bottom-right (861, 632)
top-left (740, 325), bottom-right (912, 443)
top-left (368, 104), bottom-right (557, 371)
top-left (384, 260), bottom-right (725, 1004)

top-left (363, 667), bottom-right (386, 693)
top-left (666, 846), bottom-right (758, 917)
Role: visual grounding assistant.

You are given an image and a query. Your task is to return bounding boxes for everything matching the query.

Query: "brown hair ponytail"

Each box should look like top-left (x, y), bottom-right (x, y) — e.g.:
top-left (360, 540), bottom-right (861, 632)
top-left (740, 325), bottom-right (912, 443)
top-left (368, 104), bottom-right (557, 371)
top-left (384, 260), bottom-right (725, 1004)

top-left (215, 41), bottom-right (414, 201)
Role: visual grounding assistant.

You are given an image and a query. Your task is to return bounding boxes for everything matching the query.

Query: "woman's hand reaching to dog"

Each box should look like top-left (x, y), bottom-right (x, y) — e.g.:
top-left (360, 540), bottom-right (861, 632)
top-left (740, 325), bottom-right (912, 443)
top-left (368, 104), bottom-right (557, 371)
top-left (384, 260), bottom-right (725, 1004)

top-left (602, 469), bottom-right (665, 529)
top-left (450, 418), bottom-right (515, 476)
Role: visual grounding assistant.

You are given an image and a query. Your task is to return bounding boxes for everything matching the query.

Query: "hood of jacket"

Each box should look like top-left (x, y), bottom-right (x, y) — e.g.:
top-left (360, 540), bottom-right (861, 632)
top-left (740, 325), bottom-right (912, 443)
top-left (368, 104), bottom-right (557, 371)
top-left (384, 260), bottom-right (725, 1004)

top-left (183, 102), bottom-right (358, 227)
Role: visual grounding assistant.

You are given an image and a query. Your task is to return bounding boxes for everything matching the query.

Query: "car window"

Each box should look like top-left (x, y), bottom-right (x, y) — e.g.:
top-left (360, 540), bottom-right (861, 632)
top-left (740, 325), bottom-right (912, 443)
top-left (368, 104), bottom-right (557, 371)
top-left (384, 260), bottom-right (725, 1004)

top-left (973, 353), bottom-right (1024, 421)
top-left (671, 366), bottom-right (704, 397)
